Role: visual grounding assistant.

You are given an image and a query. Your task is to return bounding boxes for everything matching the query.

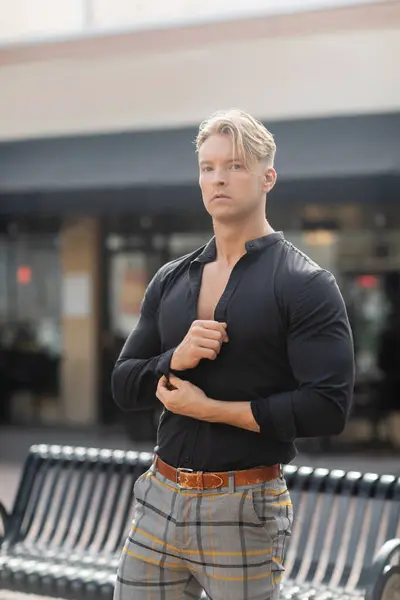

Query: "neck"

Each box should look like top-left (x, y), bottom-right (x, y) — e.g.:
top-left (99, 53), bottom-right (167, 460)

top-left (213, 213), bottom-right (274, 266)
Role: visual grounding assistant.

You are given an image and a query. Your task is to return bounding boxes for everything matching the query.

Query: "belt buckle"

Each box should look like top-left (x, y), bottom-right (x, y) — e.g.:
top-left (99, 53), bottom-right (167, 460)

top-left (176, 467), bottom-right (194, 489)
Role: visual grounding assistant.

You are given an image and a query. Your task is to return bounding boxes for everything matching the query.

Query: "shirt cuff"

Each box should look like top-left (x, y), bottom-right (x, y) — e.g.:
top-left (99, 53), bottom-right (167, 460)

top-left (250, 392), bottom-right (296, 442)
top-left (155, 348), bottom-right (176, 379)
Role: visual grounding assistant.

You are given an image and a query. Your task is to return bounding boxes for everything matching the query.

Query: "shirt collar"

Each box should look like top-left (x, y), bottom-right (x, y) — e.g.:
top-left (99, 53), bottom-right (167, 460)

top-left (193, 231), bottom-right (284, 264)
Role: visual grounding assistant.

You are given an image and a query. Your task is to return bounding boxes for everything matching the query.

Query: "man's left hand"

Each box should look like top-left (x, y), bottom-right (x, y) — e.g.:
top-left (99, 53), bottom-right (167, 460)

top-left (156, 375), bottom-right (209, 419)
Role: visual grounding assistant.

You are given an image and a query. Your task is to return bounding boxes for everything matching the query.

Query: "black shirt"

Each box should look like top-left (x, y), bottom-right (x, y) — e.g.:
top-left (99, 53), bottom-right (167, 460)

top-left (112, 232), bottom-right (354, 471)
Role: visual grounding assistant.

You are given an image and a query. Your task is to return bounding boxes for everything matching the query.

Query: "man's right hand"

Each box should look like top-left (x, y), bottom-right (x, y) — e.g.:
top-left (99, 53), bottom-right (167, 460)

top-left (170, 320), bottom-right (229, 371)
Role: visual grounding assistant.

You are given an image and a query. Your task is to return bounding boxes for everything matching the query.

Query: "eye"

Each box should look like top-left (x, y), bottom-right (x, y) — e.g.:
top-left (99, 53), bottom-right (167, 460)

top-left (230, 163), bottom-right (242, 170)
top-left (201, 166), bottom-right (213, 172)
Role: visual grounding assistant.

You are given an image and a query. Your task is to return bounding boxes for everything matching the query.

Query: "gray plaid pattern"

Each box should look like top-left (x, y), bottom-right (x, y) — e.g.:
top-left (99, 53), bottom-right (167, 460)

top-left (114, 465), bottom-right (293, 600)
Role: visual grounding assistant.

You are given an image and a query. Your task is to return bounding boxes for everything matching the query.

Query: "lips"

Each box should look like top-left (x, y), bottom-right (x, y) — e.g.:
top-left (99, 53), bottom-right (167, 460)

top-left (212, 193), bottom-right (231, 201)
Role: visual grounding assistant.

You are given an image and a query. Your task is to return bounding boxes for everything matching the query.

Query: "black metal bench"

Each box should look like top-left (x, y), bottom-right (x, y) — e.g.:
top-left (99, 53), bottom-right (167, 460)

top-left (0, 444), bottom-right (399, 600)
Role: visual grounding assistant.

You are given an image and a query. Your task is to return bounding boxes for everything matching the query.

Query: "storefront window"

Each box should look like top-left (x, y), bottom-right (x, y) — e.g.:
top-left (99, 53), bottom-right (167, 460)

top-left (0, 232), bottom-right (62, 425)
top-left (168, 231), bottom-right (213, 260)
top-left (110, 251), bottom-right (147, 338)
top-left (0, 238), bottom-right (10, 325)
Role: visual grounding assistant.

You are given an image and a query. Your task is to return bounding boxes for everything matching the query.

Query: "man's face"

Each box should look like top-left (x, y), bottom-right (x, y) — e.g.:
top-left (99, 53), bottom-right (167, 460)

top-left (198, 133), bottom-right (276, 223)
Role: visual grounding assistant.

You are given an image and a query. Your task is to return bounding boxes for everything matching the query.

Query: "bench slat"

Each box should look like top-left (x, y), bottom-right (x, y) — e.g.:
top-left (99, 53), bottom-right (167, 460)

top-left (297, 470), bottom-right (341, 584)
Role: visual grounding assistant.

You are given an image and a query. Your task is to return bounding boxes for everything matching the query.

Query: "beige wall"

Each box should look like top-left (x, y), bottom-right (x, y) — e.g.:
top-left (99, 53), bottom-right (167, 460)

top-left (0, 0), bottom-right (381, 43)
top-left (60, 217), bottom-right (101, 425)
top-left (90, 0), bottom-right (380, 31)
top-left (0, 0), bottom-right (84, 43)
top-left (0, 2), bottom-right (398, 141)
top-left (0, 25), bottom-right (398, 141)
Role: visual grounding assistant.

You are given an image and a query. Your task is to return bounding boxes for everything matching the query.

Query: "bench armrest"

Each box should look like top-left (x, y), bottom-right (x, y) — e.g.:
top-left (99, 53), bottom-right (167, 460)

top-left (365, 538), bottom-right (400, 600)
top-left (0, 500), bottom-right (10, 544)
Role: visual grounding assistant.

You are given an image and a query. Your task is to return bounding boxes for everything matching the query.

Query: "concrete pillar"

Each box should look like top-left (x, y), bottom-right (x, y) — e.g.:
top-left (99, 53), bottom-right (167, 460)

top-left (60, 217), bottom-right (101, 425)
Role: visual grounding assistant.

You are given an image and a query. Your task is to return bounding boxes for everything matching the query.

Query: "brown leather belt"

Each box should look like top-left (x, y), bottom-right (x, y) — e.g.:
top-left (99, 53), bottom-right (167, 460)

top-left (154, 456), bottom-right (281, 490)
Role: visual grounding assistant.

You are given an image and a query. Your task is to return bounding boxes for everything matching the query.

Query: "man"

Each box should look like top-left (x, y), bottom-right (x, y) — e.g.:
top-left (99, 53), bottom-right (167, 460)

top-left (112, 109), bottom-right (355, 600)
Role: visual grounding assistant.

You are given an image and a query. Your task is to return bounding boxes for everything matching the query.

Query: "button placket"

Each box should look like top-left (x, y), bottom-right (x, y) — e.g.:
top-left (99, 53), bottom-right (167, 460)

top-left (213, 256), bottom-right (248, 322)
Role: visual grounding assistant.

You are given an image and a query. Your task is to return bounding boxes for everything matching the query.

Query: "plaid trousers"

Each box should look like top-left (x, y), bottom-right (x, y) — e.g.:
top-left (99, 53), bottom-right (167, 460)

top-left (114, 463), bottom-right (293, 600)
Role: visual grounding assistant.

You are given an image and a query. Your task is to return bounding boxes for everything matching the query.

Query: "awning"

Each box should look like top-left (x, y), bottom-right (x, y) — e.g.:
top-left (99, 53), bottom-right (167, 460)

top-left (0, 112), bottom-right (399, 194)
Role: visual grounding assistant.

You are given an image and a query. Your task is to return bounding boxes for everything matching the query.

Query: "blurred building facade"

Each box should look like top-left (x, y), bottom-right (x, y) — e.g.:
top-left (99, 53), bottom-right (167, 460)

top-left (0, 0), bottom-right (399, 434)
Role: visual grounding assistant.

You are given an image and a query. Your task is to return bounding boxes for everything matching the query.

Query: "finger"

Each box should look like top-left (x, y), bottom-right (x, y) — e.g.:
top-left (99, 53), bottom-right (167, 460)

top-left (169, 374), bottom-right (183, 386)
top-left (199, 320), bottom-right (227, 331)
top-left (195, 328), bottom-right (229, 344)
top-left (192, 339), bottom-right (221, 359)
top-left (158, 378), bottom-right (174, 394)
top-left (157, 376), bottom-right (168, 390)
top-left (200, 328), bottom-right (224, 340)
top-left (193, 319), bottom-right (226, 332)
top-left (194, 337), bottom-right (222, 352)
top-left (218, 323), bottom-right (229, 343)
top-left (157, 385), bottom-right (172, 402)
top-left (203, 321), bottom-right (229, 343)
top-left (197, 347), bottom-right (218, 361)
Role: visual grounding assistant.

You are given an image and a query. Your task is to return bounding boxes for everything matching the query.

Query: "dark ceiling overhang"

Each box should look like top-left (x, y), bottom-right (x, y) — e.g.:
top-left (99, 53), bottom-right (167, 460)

top-left (1, 112), bottom-right (399, 192)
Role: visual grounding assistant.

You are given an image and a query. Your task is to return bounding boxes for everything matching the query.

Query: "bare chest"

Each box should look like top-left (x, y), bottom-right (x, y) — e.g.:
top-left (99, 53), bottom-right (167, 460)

top-left (197, 263), bottom-right (232, 321)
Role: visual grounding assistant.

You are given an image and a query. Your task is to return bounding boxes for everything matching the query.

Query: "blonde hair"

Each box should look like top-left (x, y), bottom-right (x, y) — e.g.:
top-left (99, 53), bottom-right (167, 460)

top-left (195, 109), bottom-right (276, 168)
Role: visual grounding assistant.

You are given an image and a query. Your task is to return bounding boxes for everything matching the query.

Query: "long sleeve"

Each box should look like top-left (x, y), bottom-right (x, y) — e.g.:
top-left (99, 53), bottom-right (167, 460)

top-left (251, 270), bottom-right (355, 441)
top-left (111, 273), bottom-right (175, 412)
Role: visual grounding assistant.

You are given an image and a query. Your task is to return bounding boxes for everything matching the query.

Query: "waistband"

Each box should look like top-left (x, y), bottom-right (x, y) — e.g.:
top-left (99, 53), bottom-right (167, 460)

top-left (154, 456), bottom-right (282, 491)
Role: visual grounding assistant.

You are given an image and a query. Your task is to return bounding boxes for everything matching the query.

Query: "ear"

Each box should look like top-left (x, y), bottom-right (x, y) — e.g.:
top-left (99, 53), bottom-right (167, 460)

top-left (263, 167), bottom-right (277, 194)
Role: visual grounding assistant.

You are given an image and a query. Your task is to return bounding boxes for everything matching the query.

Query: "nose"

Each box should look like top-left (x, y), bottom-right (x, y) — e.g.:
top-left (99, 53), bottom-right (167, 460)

top-left (212, 167), bottom-right (227, 186)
